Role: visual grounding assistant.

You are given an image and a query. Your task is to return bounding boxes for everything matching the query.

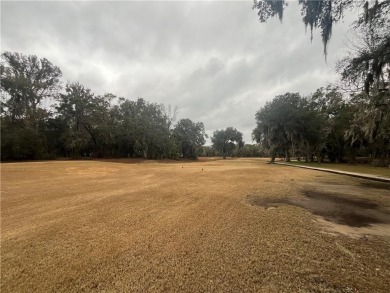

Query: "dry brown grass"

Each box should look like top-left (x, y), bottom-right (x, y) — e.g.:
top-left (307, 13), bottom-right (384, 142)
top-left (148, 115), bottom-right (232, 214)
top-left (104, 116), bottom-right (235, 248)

top-left (287, 161), bottom-right (390, 177)
top-left (1, 158), bottom-right (390, 292)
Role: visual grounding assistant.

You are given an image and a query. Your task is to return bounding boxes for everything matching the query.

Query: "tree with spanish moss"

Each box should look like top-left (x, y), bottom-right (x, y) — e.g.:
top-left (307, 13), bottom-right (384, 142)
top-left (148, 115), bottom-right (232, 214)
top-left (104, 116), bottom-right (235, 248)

top-left (253, 92), bottom-right (326, 163)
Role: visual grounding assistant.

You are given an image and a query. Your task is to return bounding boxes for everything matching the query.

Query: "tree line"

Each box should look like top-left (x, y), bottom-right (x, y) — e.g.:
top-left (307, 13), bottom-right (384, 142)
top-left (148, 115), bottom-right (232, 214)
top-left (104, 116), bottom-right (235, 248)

top-left (2, 1), bottom-right (389, 163)
top-left (1, 52), bottom-right (249, 160)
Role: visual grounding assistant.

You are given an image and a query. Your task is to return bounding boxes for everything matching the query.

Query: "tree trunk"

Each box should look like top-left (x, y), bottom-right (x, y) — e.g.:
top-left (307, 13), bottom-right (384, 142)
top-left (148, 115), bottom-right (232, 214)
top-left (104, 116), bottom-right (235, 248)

top-left (270, 149), bottom-right (276, 163)
top-left (317, 151), bottom-right (322, 163)
top-left (142, 143), bottom-right (148, 159)
top-left (285, 150), bottom-right (291, 162)
top-left (305, 146), bottom-right (309, 163)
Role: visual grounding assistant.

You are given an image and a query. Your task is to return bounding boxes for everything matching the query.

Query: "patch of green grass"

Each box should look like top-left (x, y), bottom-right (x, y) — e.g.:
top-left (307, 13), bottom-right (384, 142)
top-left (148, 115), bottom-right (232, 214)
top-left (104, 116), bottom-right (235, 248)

top-left (287, 161), bottom-right (390, 177)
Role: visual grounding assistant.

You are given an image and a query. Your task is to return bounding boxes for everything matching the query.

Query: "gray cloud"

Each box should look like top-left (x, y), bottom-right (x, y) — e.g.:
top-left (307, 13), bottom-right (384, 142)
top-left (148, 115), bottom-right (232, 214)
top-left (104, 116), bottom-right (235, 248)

top-left (1, 1), bottom-right (357, 144)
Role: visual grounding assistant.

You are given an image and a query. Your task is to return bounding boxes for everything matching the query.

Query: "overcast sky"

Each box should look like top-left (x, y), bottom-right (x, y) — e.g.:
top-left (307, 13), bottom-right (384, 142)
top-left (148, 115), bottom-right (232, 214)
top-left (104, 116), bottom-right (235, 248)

top-left (1, 1), bottom-right (359, 144)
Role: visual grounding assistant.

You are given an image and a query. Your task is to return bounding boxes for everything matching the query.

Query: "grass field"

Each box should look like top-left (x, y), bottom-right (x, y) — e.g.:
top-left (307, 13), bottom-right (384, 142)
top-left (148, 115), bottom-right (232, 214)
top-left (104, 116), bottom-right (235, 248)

top-left (1, 158), bottom-right (390, 292)
top-left (286, 161), bottom-right (390, 177)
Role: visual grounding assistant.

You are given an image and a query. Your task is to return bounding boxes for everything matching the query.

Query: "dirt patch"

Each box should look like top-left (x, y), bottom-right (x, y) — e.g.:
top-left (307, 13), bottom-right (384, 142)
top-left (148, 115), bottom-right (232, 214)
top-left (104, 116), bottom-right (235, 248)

top-left (248, 188), bottom-right (390, 228)
top-left (303, 190), bottom-right (379, 209)
top-left (301, 190), bottom-right (386, 227)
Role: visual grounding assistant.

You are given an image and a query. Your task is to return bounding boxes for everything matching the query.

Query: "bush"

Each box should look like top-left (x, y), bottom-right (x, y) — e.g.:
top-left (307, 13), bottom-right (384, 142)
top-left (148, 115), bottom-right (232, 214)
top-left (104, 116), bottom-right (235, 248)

top-left (371, 158), bottom-right (390, 167)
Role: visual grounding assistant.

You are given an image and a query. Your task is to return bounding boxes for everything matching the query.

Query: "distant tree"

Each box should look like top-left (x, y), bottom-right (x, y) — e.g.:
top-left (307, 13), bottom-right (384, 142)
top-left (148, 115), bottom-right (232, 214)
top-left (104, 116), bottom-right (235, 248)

top-left (1, 52), bottom-right (62, 160)
top-left (200, 146), bottom-right (216, 157)
top-left (56, 83), bottom-right (111, 157)
top-left (253, 93), bottom-right (298, 162)
top-left (308, 87), bottom-right (355, 162)
top-left (253, 92), bottom-right (326, 163)
top-left (211, 127), bottom-right (243, 159)
top-left (93, 93), bottom-right (119, 157)
top-left (116, 98), bottom-right (174, 159)
top-left (173, 119), bottom-right (207, 159)
top-left (1, 52), bottom-right (62, 124)
top-left (1, 120), bottom-right (48, 160)
top-left (345, 91), bottom-right (389, 163)
top-left (233, 144), bottom-right (264, 157)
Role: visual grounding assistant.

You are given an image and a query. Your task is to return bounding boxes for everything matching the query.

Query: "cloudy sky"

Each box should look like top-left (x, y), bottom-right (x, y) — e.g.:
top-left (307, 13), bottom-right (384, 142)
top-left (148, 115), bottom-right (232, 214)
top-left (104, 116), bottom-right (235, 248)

top-left (1, 1), bottom-right (359, 144)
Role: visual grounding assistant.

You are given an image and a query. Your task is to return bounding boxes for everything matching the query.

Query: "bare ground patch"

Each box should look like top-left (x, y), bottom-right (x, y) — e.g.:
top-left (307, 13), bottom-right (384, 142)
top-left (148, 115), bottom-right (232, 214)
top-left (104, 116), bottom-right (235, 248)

top-left (248, 180), bottom-right (390, 236)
